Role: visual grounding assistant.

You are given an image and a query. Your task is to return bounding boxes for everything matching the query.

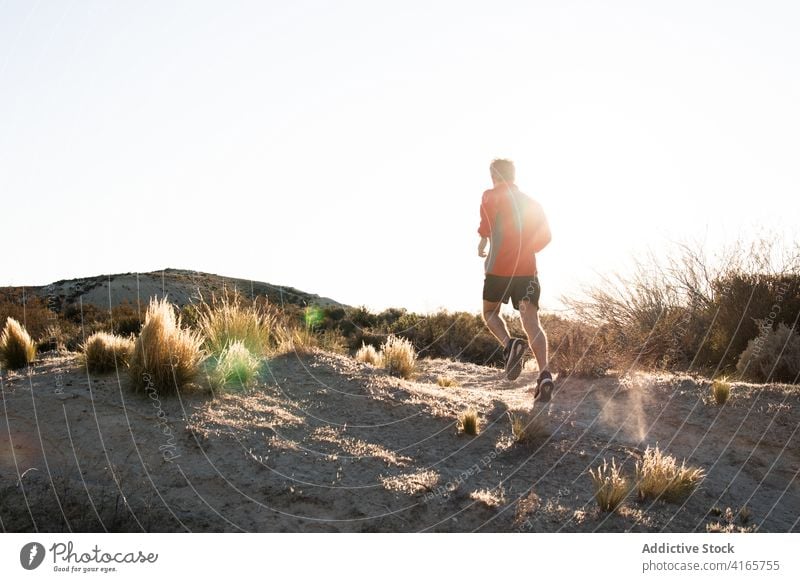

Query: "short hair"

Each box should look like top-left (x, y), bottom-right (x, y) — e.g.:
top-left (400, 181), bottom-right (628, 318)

top-left (490, 158), bottom-right (515, 183)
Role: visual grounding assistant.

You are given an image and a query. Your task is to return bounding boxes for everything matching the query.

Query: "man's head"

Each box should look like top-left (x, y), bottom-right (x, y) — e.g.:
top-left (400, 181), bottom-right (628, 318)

top-left (490, 158), bottom-right (515, 185)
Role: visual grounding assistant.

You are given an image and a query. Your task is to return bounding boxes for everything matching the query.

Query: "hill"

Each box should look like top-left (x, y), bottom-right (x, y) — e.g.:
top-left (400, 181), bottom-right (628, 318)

top-left (1, 268), bottom-right (344, 314)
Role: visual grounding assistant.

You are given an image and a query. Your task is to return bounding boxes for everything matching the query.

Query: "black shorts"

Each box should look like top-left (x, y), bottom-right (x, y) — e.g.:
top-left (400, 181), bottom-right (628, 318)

top-left (483, 274), bottom-right (541, 310)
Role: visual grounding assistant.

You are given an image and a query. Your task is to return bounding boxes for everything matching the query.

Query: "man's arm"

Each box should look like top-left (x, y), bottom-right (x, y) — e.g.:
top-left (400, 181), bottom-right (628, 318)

top-left (531, 203), bottom-right (552, 253)
top-left (477, 190), bottom-right (493, 257)
top-left (478, 236), bottom-right (488, 257)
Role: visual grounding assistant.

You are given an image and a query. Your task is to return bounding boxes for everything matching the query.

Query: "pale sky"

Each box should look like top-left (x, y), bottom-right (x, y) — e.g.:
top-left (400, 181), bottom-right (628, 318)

top-left (1, 1), bottom-right (798, 313)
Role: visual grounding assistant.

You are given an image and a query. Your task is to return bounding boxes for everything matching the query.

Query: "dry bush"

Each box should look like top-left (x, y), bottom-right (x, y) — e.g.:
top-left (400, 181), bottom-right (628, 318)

top-left (0, 293), bottom-right (53, 341)
top-left (80, 332), bottom-right (134, 373)
top-left (208, 340), bottom-right (261, 390)
top-left (337, 307), bottom-right (502, 367)
top-left (589, 458), bottom-right (629, 512)
top-left (635, 445), bottom-right (705, 503)
top-left (0, 317), bottom-right (37, 369)
top-left (196, 291), bottom-right (275, 357)
top-left (40, 322), bottom-right (77, 353)
top-left (381, 334), bottom-right (417, 378)
top-left (542, 314), bottom-right (612, 377)
top-left (458, 409), bottom-right (479, 436)
top-left (128, 298), bottom-right (205, 394)
top-left (436, 375), bottom-right (458, 387)
top-left (355, 343), bottom-right (382, 366)
top-left (566, 239), bottom-right (800, 375)
top-left (736, 323), bottom-right (800, 384)
top-left (508, 410), bottom-right (549, 445)
top-left (711, 377), bottom-right (731, 405)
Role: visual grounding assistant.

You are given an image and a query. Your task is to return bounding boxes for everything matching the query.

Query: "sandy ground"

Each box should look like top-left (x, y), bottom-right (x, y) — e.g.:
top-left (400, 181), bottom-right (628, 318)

top-left (1, 350), bottom-right (798, 532)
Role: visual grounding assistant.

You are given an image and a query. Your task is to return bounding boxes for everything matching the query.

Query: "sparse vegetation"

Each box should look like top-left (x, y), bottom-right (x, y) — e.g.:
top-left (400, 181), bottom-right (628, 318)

top-left (706, 506), bottom-right (757, 533)
top-left (458, 409), bottom-right (479, 436)
top-left (355, 343), bottom-right (382, 366)
top-left (80, 332), bottom-right (134, 373)
top-left (436, 375), bottom-right (458, 387)
top-left (0, 317), bottom-right (37, 370)
top-left (589, 458), bottom-right (629, 512)
top-left (508, 410), bottom-right (548, 444)
top-left (208, 340), bottom-right (261, 390)
top-left (635, 445), bottom-right (705, 503)
top-left (128, 298), bottom-right (205, 394)
top-left (711, 377), bottom-right (731, 405)
top-left (381, 334), bottom-right (417, 378)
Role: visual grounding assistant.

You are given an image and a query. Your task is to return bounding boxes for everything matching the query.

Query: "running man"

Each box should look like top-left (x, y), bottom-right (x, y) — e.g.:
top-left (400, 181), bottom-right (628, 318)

top-left (477, 158), bottom-right (554, 401)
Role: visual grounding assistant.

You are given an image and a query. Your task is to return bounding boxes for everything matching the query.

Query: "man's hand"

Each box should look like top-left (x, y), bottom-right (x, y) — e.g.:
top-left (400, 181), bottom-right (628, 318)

top-left (478, 237), bottom-right (488, 258)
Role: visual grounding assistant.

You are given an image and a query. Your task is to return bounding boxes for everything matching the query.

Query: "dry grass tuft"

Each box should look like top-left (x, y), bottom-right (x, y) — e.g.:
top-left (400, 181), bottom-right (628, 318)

top-left (436, 375), bottom-right (459, 387)
top-left (470, 487), bottom-right (506, 508)
top-left (80, 332), bottom-right (134, 373)
top-left (508, 410), bottom-right (549, 445)
top-left (275, 325), bottom-right (318, 354)
top-left (208, 340), bottom-right (261, 390)
top-left (711, 377), bottom-right (731, 405)
top-left (381, 334), bottom-right (417, 378)
top-left (589, 458), bottom-right (629, 512)
top-left (706, 506), bottom-right (757, 533)
top-left (458, 409), bottom-right (479, 436)
top-left (128, 298), bottom-right (205, 394)
top-left (355, 343), bottom-right (382, 366)
top-left (196, 292), bottom-right (275, 357)
top-left (0, 317), bottom-right (36, 370)
top-left (636, 445), bottom-right (705, 503)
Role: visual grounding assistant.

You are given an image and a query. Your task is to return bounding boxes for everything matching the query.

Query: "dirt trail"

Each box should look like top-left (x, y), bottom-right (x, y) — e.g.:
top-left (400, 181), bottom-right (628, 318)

top-left (1, 351), bottom-right (798, 532)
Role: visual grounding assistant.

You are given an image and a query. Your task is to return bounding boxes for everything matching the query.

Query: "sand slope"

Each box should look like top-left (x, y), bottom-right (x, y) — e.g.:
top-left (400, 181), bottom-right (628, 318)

top-left (1, 351), bottom-right (798, 532)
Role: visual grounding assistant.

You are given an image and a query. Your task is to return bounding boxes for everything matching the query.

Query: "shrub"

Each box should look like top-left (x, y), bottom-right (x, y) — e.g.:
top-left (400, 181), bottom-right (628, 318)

top-left (543, 314), bottom-right (612, 377)
top-left (711, 377), bottom-right (731, 405)
top-left (381, 334), bottom-right (417, 378)
top-left (0, 318), bottom-right (37, 369)
top-left (508, 410), bottom-right (548, 444)
top-left (566, 239), bottom-right (800, 374)
top-left (80, 332), bottom-right (134, 373)
top-left (458, 409), bottom-right (479, 436)
top-left (436, 375), bottom-right (458, 387)
top-left (635, 445), bottom-right (705, 503)
top-left (128, 298), bottom-right (205, 394)
top-left (208, 340), bottom-right (261, 389)
top-left (589, 458), bottom-right (629, 512)
top-left (355, 343), bottom-right (382, 366)
top-left (0, 293), bottom-right (53, 342)
top-left (39, 322), bottom-right (75, 353)
top-left (196, 292), bottom-right (275, 357)
top-left (736, 323), bottom-right (800, 383)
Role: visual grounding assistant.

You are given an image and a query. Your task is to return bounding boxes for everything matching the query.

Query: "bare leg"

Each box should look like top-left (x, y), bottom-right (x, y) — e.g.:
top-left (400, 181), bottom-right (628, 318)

top-left (482, 300), bottom-right (510, 346)
top-left (519, 299), bottom-right (549, 373)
